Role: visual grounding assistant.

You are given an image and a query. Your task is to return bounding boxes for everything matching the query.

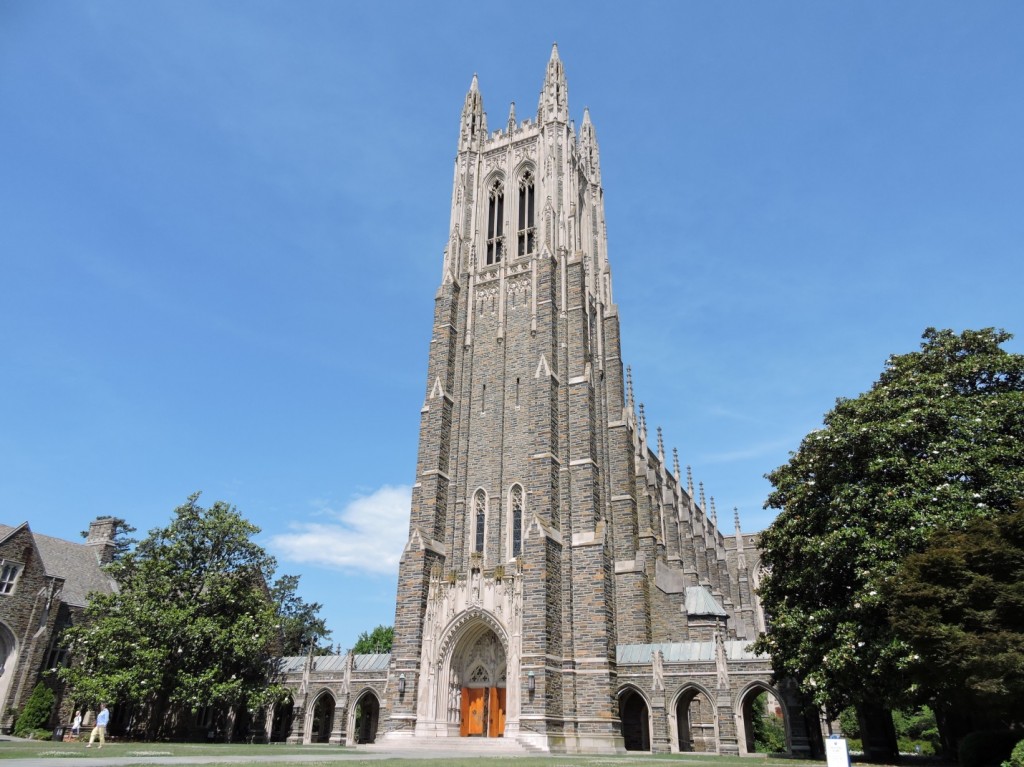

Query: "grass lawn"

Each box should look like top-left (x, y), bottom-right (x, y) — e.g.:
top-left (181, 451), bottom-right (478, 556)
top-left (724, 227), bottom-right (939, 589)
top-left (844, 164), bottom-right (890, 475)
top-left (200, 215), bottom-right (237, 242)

top-left (0, 739), bottom-right (827, 765)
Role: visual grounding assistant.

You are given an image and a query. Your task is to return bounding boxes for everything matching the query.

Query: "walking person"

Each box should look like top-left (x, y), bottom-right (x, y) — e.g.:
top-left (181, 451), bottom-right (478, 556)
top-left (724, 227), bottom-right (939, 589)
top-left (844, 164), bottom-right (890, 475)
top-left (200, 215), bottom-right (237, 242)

top-left (86, 703), bottom-right (109, 748)
top-left (71, 710), bottom-right (82, 738)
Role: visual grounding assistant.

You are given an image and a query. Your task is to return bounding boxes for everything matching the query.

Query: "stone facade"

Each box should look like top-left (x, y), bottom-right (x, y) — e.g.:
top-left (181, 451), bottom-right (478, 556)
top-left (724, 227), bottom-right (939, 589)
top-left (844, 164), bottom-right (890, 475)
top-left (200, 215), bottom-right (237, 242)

top-left (376, 47), bottom-right (817, 754)
top-left (270, 653), bottom-right (389, 746)
top-left (0, 519), bottom-right (118, 732)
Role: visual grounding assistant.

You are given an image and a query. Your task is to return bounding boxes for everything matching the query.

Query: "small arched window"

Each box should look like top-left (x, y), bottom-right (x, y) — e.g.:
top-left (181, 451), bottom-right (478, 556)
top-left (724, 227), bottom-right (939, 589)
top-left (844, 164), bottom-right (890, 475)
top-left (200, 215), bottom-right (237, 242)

top-left (474, 489), bottom-right (487, 553)
top-left (486, 180), bottom-right (504, 265)
top-left (510, 484), bottom-right (524, 557)
top-left (517, 172), bottom-right (535, 257)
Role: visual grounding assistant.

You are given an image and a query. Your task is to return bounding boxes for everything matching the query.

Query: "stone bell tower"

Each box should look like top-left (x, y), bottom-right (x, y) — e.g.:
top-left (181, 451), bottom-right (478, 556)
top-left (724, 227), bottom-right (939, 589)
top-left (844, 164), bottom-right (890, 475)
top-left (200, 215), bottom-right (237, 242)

top-left (384, 45), bottom-right (627, 753)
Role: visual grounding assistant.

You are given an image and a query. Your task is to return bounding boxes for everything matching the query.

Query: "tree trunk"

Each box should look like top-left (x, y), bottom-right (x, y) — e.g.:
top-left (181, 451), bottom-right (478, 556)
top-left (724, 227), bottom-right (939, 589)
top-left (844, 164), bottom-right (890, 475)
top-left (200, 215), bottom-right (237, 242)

top-left (856, 702), bottom-right (898, 762)
top-left (934, 704), bottom-right (974, 759)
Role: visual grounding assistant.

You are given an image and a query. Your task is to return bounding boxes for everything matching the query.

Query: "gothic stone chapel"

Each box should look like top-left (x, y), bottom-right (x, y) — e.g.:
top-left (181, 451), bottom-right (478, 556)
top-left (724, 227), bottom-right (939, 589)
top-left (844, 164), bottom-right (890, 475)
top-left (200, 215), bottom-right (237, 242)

top-left (277, 47), bottom-right (817, 755)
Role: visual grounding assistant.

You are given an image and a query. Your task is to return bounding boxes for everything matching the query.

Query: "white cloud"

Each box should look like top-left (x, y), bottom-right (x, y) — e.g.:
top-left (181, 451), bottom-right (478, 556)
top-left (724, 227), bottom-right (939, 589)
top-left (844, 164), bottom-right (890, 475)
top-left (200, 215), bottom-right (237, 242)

top-left (269, 485), bottom-right (411, 575)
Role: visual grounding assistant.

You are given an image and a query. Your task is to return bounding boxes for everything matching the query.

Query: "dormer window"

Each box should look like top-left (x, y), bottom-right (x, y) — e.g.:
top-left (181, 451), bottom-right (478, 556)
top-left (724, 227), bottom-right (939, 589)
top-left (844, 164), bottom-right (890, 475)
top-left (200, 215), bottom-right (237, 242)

top-left (517, 172), bottom-right (536, 257)
top-left (0, 562), bottom-right (22, 595)
top-left (486, 180), bottom-right (504, 265)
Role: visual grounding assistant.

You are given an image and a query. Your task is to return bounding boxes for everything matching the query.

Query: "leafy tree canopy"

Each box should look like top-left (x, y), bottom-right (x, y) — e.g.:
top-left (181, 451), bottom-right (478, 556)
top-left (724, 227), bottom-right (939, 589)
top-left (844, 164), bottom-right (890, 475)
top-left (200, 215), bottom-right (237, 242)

top-left (886, 505), bottom-right (1024, 728)
top-left (352, 625), bottom-right (393, 655)
top-left (754, 328), bottom-right (1024, 716)
top-left (58, 494), bottom-right (290, 738)
top-left (271, 574), bottom-right (331, 656)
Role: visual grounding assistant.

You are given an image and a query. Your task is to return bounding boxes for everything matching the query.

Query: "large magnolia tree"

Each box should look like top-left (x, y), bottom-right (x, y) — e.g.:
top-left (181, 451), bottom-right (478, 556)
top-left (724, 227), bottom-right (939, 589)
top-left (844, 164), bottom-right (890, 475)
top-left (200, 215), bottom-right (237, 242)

top-left (753, 328), bottom-right (1024, 757)
top-left (58, 495), bottom-right (323, 739)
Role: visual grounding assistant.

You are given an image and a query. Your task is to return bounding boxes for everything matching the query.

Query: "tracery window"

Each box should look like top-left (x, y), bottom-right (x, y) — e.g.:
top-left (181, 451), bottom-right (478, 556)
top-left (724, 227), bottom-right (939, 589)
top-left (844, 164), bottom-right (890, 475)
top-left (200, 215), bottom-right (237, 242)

top-left (486, 180), bottom-right (504, 265)
top-left (474, 490), bottom-right (487, 554)
top-left (517, 171), bottom-right (536, 257)
top-left (510, 484), bottom-right (524, 557)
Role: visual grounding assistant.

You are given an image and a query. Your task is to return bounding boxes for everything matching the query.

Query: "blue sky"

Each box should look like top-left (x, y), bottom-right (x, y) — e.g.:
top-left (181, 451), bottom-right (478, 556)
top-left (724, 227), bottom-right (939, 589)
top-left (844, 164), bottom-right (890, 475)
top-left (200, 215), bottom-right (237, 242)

top-left (2, 2), bottom-right (1022, 652)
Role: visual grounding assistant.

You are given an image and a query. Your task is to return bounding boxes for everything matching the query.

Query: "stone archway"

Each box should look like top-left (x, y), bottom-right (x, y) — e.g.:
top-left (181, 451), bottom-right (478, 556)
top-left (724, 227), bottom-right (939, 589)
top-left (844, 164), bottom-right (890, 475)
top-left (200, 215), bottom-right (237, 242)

top-left (0, 622), bottom-right (16, 717)
top-left (353, 690), bottom-right (381, 744)
top-left (618, 687), bottom-right (650, 751)
top-left (674, 685), bottom-right (717, 752)
top-left (307, 691), bottom-right (335, 744)
top-left (450, 625), bottom-right (506, 737)
top-left (737, 682), bottom-right (789, 755)
top-left (269, 698), bottom-right (293, 743)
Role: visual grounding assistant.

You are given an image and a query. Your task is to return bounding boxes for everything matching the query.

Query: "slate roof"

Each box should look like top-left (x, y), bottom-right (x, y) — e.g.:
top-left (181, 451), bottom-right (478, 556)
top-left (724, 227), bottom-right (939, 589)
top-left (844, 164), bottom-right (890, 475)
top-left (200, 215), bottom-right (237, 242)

top-left (0, 523), bottom-right (117, 608)
top-left (276, 653), bottom-right (391, 674)
top-left (685, 585), bottom-right (728, 617)
top-left (616, 641), bottom-right (763, 664)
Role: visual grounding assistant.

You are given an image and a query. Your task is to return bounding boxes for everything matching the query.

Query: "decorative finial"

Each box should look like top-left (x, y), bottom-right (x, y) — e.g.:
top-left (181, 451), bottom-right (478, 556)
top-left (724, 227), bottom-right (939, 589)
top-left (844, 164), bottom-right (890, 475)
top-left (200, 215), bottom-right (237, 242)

top-left (638, 403), bottom-right (646, 437)
top-left (582, 106), bottom-right (591, 125)
top-left (625, 365), bottom-right (634, 407)
top-left (657, 427), bottom-right (664, 459)
top-left (710, 497), bottom-right (718, 526)
top-left (734, 507), bottom-right (741, 534)
top-left (507, 101), bottom-right (516, 133)
top-left (673, 448), bottom-right (681, 480)
top-left (699, 481), bottom-right (706, 511)
top-left (470, 73), bottom-right (479, 92)
top-left (687, 465), bottom-right (694, 497)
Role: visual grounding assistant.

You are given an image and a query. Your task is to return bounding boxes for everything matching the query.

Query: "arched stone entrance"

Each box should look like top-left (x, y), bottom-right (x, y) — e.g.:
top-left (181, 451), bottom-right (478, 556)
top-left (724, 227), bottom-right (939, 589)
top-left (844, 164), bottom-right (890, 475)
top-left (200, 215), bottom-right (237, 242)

top-left (0, 622), bottom-right (16, 717)
top-left (675, 685), bottom-right (717, 752)
top-left (451, 625), bottom-right (506, 737)
top-left (353, 690), bottom-right (380, 744)
top-left (737, 683), bottom-right (789, 755)
top-left (307, 691), bottom-right (335, 744)
top-left (618, 687), bottom-right (650, 751)
top-left (269, 698), bottom-right (293, 743)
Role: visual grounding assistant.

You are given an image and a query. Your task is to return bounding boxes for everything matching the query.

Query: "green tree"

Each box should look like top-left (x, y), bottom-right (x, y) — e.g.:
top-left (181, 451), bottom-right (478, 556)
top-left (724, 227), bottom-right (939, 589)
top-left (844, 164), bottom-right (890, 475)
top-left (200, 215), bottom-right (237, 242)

top-left (754, 329), bottom-right (1024, 758)
top-left (886, 507), bottom-right (1024, 737)
top-left (271, 574), bottom-right (331, 656)
top-left (57, 494), bottom-right (286, 739)
top-left (750, 692), bottom-right (787, 753)
top-left (352, 625), bottom-right (393, 654)
top-left (13, 682), bottom-right (55, 737)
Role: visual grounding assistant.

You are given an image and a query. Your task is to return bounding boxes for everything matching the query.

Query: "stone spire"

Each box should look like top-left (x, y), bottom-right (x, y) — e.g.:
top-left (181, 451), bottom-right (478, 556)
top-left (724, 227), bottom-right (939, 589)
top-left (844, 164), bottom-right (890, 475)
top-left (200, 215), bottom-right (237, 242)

top-left (459, 74), bottom-right (485, 152)
top-left (710, 497), bottom-right (718, 528)
top-left (686, 465), bottom-right (694, 497)
top-left (638, 403), bottom-right (647, 442)
top-left (578, 106), bottom-right (601, 182)
top-left (507, 101), bottom-right (516, 134)
top-left (625, 365), bottom-right (634, 409)
top-left (672, 447), bottom-right (681, 482)
top-left (699, 481), bottom-right (706, 512)
top-left (538, 43), bottom-right (568, 124)
top-left (656, 427), bottom-right (665, 462)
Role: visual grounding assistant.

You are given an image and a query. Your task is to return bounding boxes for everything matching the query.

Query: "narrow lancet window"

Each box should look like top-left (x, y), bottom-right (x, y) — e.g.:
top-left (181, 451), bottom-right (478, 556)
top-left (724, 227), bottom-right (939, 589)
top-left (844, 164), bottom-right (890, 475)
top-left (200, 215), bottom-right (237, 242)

top-left (517, 172), bottom-right (536, 257)
top-left (511, 484), bottom-right (524, 557)
top-left (474, 490), bottom-right (487, 554)
top-left (486, 180), bottom-right (504, 265)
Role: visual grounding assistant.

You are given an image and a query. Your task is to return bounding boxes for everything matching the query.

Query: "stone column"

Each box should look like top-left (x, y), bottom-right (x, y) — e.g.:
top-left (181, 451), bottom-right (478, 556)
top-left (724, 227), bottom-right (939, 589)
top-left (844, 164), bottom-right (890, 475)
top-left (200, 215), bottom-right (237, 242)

top-left (650, 690), bottom-right (670, 753)
top-left (286, 705), bottom-right (305, 745)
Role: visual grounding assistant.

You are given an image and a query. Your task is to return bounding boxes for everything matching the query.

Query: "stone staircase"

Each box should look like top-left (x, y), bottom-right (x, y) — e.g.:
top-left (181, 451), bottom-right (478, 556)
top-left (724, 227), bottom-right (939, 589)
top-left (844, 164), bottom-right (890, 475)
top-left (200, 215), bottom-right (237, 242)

top-left (360, 734), bottom-right (545, 755)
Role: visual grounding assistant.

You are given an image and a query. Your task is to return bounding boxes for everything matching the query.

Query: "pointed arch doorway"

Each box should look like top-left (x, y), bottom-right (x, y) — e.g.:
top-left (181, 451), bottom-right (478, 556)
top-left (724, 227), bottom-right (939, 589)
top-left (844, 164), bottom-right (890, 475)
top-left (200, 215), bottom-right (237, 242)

top-left (452, 626), bottom-right (506, 737)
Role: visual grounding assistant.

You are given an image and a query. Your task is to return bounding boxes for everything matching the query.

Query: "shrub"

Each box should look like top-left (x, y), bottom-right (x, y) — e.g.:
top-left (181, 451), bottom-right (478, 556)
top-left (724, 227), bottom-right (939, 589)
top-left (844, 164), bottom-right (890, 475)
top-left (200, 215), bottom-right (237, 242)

top-left (959, 731), bottom-right (1020, 767)
top-left (1002, 739), bottom-right (1024, 767)
top-left (13, 683), bottom-right (55, 737)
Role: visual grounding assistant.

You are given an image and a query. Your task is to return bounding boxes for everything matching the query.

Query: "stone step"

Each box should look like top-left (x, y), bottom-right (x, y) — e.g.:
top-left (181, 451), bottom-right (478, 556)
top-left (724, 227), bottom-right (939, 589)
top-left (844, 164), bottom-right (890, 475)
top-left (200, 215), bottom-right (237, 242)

top-left (363, 735), bottom-right (535, 754)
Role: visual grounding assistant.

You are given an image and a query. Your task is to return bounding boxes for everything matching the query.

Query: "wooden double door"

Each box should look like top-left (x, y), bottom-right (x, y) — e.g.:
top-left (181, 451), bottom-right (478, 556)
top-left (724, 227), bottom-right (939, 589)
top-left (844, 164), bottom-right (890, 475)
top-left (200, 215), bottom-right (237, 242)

top-left (459, 686), bottom-right (506, 737)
